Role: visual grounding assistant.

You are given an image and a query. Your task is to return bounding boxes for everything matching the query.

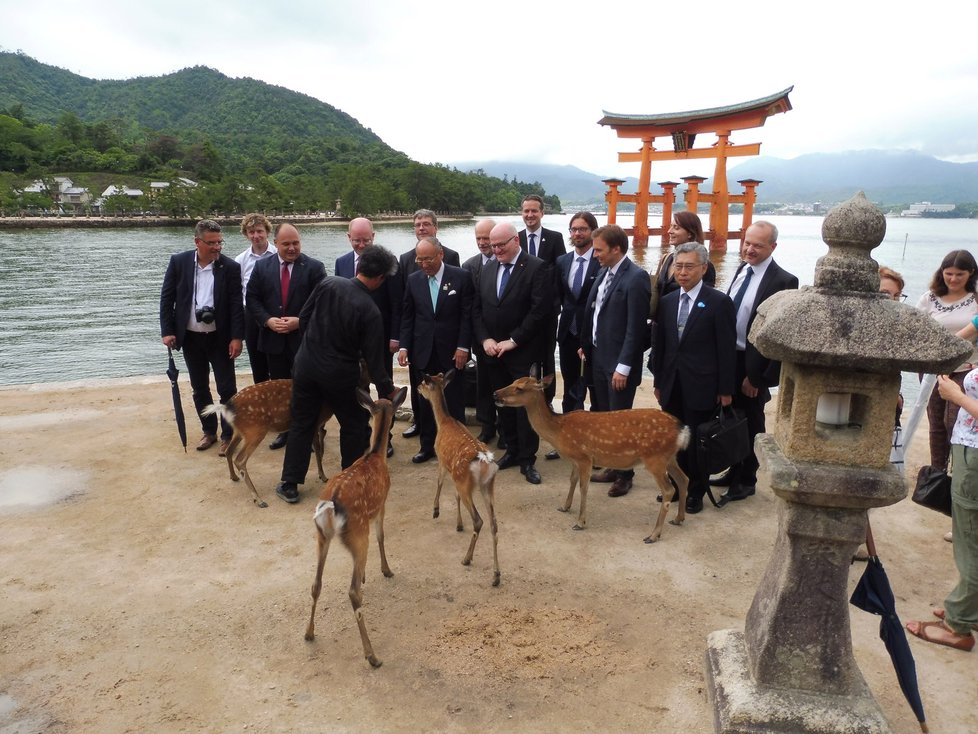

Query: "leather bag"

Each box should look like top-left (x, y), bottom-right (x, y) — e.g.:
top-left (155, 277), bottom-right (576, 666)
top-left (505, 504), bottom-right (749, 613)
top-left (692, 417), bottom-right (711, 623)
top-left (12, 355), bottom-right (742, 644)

top-left (911, 465), bottom-right (952, 516)
top-left (695, 406), bottom-right (750, 477)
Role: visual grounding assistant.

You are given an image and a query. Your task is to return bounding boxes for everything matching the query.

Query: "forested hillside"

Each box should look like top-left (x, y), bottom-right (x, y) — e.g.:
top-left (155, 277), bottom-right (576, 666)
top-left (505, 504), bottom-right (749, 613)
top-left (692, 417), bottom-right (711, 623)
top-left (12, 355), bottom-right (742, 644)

top-left (0, 52), bottom-right (559, 216)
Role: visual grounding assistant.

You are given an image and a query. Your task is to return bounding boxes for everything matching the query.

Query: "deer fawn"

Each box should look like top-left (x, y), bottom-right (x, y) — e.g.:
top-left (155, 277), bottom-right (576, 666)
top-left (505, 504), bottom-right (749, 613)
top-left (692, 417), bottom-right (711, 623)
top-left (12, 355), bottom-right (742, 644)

top-left (493, 371), bottom-right (690, 542)
top-left (417, 370), bottom-right (501, 587)
top-left (201, 379), bottom-right (329, 508)
top-left (305, 386), bottom-right (407, 668)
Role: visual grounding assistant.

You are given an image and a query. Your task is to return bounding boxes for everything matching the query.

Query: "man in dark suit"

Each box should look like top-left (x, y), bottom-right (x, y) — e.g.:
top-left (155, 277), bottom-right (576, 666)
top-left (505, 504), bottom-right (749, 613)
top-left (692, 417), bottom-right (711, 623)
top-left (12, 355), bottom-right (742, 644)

top-left (396, 209), bottom-right (461, 441)
top-left (579, 224), bottom-right (651, 498)
top-left (473, 222), bottom-right (553, 484)
top-left (518, 194), bottom-right (566, 412)
top-left (652, 241), bottom-right (737, 513)
top-left (556, 211), bottom-right (601, 415)
top-left (462, 218), bottom-right (498, 443)
top-left (247, 222), bottom-right (326, 449)
top-left (233, 212), bottom-right (275, 385)
top-left (398, 237), bottom-right (474, 463)
top-left (160, 219), bottom-right (245, 454)
top-left (715, 220), bottom-right (799, 503)
top-left (275, 245), bottom-right (400, 504)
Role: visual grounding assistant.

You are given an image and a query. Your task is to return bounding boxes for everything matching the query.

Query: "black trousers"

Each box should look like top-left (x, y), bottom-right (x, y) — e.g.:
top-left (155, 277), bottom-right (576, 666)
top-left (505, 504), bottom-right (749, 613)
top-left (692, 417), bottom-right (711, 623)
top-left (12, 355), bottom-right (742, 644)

top-left (661, 381), bottom-right (714, 500)
top-left (727, 350), bottom-right (769, 488)
top-left (181, 331), bottom-right (237, 440)
top-left (243, 316), bottom-right (269, 384)
top-left (557, 332), bottom-right (588, 414)
top-left (265, 348), bottom-right (295, 381)
top-left (473, 346), bottom-right (498, 434)
top-left (413, 358), bottom-right (465, 453)
top-left (486, 357), bottom-right (539, 464)
top-left (591, 348), bottom-right (637, 479)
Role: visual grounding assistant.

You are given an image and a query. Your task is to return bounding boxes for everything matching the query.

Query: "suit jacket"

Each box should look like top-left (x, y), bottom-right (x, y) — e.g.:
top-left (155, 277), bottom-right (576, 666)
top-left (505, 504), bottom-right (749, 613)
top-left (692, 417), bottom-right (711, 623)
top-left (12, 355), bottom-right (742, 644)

top-left (652, 284), bottom-right (737, 412)
top-left (729, 259), bottom-right (799, 388)
top-left (472, 251), bottom-right (552, 373)
top-left (580, 257), bottom-right (651, 388)
top-left (247, 253), bottom-right (326, 355)
top-left (399, 264), bottom-right (473, 370)
top-left (393, 245), bottom-right (459, 344)
top-left (556, 250), bottom-right (600, 342)
top-left (160, 250), bottom-right (244, 350)
top-left (520, 227), bottom-right (566, 314)
top-left (335, 250), bottom-right (401, 345)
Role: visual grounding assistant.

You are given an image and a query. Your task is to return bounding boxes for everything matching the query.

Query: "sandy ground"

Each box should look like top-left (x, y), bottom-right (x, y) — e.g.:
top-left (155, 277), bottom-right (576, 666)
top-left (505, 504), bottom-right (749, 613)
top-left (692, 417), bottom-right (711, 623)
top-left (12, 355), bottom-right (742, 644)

top-left (1, 369), bottom-right (975, 733)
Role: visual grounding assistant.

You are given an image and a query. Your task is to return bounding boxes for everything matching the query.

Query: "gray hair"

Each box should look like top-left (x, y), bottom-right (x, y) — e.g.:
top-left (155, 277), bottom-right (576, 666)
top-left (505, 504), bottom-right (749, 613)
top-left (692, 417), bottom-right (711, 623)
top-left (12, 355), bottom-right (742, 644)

top-left (417, 236), bottom-right (443, 252)
top-left (675, 241), bottom-right (708, 265)
top-left (413, 209), bottom-right (438, 227)
top-left (194, 219), bottom-right (221, 238)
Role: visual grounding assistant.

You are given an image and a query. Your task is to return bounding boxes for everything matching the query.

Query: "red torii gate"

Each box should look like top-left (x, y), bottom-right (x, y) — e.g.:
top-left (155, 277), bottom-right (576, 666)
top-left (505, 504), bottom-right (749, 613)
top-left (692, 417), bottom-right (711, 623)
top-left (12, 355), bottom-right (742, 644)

top-left (597, 87), bottom-right (792, 250)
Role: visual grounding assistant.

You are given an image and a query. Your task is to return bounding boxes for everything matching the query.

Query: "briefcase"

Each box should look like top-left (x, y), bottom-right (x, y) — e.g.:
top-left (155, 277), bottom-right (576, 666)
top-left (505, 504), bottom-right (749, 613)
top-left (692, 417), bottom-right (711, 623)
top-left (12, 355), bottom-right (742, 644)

top-left (696, 406), bottom-right (750, 476)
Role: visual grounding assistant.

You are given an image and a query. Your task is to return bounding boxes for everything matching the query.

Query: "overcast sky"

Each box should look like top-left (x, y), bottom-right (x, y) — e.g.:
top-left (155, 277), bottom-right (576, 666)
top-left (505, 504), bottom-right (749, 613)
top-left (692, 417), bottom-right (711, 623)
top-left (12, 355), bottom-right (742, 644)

top-left (2, 0), bottom-right (976, 180)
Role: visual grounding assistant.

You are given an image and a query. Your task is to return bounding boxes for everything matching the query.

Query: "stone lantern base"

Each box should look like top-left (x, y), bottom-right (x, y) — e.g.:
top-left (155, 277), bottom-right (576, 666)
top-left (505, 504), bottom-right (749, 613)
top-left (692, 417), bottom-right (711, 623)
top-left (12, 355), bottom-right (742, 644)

top-left (706, 629), bottom-right (890, 734)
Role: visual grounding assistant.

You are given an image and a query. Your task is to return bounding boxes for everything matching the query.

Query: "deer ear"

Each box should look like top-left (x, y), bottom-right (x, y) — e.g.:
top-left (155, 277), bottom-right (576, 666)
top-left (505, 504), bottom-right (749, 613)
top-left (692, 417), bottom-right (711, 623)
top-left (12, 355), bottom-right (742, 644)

top-left (541, 373), bottom-right (555, 388)
top-left (529, 363), bottom-right (539, 379)
top-left (392, 386), bottom-right (408, 410)
top-left (420, 371), bottom-right (430, 384)
top-left (444, 368), bottom-right (455, 384)
top-left (355, 388), bottom-right (373, 410)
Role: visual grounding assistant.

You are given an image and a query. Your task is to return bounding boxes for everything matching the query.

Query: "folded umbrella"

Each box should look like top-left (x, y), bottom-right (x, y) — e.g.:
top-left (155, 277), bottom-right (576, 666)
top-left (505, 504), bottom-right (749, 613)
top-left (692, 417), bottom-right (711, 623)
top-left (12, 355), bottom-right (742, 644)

top-left (166, 348), bottom-right (188, 452)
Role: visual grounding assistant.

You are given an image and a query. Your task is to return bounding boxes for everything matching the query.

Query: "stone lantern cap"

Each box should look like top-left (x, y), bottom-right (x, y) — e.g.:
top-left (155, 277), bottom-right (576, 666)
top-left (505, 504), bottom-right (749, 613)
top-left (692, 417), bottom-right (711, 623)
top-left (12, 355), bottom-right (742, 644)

top-left (750, 192), bottom-right (972, 374)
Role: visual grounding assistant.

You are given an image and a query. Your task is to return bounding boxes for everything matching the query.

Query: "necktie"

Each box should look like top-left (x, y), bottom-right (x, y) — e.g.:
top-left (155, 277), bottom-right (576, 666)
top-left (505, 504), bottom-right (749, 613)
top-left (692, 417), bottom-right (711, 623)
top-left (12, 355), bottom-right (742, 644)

top-left (528, 233), bottom-right (537, 257)
top-left (678, 293), bottom-right (690, 335)
top-left (498, 263), bottom-right (513, 299)
top-left (598, 270), bottom-right (614, 309)
top-left (571, 256), bottom-right (586, 299)
top-left (281, 263), bottom-right (290, 309)
top-left (429, 276), bottom-right (439, 310)
top-left (731, 265), bottom-right (754, 312)
top-left (353, 256), bottom-right (359, 275)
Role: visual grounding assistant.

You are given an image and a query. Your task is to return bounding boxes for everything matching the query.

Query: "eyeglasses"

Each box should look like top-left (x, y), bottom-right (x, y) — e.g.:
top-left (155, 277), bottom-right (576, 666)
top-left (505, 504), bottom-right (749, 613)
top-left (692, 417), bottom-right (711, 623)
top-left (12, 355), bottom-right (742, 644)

top-left (569, 227), bottom-right (591, 234)
top-left (415, 257), bottom-right (436, 265)
top-left (199, 240), bottom-right (224, 247)
top-left (490, 235), bottom-right (516, 250)
top-left (349, 238), bottom-right (373, 246)
top-left (673, 262), bottom-right (704, 271)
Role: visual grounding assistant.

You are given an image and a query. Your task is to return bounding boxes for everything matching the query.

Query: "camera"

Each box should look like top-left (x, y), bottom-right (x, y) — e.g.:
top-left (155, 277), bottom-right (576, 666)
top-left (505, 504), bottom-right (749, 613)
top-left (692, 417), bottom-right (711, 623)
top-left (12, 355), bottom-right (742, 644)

top-left (195, 306), bottom-right (216, 324)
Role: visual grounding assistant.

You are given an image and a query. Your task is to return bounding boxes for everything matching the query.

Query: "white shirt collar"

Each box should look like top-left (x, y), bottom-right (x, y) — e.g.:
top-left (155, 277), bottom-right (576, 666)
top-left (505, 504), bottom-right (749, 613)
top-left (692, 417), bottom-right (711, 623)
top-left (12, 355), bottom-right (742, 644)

top-left (681, 279), bottom-right (705, 304)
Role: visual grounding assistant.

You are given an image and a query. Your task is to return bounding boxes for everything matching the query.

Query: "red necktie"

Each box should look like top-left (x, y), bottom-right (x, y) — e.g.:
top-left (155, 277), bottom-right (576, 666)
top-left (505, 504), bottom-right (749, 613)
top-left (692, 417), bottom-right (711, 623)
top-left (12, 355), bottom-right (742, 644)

top-left (281, 263), bottom-right (290, 310)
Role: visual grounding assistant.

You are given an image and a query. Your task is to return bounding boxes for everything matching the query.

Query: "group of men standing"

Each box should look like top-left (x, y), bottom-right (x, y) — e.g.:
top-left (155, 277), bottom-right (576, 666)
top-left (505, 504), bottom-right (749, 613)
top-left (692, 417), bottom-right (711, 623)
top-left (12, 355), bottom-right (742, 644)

top-left (160, 204), bottom-right (796, 510)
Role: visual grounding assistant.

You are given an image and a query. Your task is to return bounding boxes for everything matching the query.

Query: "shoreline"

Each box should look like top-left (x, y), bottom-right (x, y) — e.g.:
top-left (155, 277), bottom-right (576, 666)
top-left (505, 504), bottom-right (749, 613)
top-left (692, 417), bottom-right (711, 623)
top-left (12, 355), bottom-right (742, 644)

top-left (0, 214), bottom-right (476, 229)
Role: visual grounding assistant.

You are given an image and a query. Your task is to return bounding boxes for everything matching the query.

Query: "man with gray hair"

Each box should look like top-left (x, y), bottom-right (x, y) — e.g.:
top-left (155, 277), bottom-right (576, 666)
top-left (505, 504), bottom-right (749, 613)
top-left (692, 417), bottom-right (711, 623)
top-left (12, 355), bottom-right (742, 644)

top-left (651, 240), bottom-right (737, 513)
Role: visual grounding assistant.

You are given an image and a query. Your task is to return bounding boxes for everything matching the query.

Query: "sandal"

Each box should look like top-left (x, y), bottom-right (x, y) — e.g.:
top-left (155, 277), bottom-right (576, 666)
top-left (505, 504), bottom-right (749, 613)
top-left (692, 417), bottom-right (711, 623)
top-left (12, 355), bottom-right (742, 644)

top-left (931, 608), bottom-right (978, 631)
top-left (906, 620), bottom-right (975, 652)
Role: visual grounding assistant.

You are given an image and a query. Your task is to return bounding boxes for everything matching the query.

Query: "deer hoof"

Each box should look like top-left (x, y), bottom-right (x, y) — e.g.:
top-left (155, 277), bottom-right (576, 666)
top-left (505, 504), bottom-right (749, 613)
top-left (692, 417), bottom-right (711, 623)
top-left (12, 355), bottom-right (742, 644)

top-left (492, 572), bottom-right (501, 587)
top-left (572, 523), bottom-right (586, 531)
top-left (255, 499), bottom-right (269, 509)
top-left (668, 519), bottom-right (683, 527)
top-left (456, 524), bottom-right (464, 532)
top-left (433, 508), bottom-right (440, 519)
top-left (368, 656), bottom-right (383, 668)
top-left (643, 535), bottom-right (659, 544)
top-left (557, 505), bottom-right (569, 513)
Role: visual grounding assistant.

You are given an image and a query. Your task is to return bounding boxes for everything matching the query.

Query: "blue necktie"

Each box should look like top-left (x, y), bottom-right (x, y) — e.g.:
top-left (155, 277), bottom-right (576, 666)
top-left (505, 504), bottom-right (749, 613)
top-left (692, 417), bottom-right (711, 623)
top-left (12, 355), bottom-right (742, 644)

top-left (528, 233), bottom-right (537, 257)
top-left (498, 263), bottom-right (513, 299)
top-left (731, 266), bottom-right (754, 312)
top-left (678, 293), bottom-right (690, 335)
top-left (571, 256), bottom-right (586, 298)
top-left (429, 276), bottom-right (438, 310)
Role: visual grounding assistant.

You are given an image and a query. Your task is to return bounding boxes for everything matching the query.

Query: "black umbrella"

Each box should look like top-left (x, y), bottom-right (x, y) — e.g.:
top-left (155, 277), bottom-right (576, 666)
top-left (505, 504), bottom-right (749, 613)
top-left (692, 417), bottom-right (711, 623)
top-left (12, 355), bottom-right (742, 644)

top-left (850, 521), bottom-right (927, 732)
top-left (166, 348), bottom-right (188, 452)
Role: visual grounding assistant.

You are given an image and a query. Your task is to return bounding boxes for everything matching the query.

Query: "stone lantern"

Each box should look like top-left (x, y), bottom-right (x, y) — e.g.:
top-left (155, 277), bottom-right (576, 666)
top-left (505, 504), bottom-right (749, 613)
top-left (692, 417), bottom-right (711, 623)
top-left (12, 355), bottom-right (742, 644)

top-left (705, 192), bottom-right (971, 733)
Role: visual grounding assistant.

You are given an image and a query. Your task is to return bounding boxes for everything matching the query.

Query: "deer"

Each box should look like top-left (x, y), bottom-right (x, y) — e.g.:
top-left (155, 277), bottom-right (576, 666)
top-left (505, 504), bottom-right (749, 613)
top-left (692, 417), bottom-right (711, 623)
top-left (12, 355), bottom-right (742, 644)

top-left (305, 386), bottom-right (407, 668)
top-left (201, 379), bottom-right (330, 508)
top-left (417, 370), bottom-right (501, 587)
top-left (493, 370), bottom-right (690, 543)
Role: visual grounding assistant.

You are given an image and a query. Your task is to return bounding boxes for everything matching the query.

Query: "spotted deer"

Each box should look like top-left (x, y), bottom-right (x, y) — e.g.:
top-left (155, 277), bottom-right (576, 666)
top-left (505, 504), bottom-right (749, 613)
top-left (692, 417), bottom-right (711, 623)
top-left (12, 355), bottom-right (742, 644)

top-left (417, 370), bottom-right (500, 586)
top-left (493, 371), bottom-right (690, 542)
top-left (305, 386), bottom-right (407, 668)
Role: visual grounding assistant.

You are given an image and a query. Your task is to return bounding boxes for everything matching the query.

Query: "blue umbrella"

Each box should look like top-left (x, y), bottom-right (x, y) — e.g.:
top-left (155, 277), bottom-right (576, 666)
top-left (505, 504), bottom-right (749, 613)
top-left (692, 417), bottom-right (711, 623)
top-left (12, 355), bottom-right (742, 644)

top-left (166, 348), bottom-right (188, 452)
top-left (850, 521), bottom-right (927, 732)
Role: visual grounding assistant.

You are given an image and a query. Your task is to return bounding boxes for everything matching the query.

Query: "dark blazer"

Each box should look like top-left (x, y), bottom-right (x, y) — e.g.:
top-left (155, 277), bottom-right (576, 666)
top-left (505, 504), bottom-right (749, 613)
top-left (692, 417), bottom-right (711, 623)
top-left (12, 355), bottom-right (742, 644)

top-left (336, 250), bottom-right (401, 345)
top-left (580, 257), bottom-right (651, 388)
top-left (393, 245), bottom-right (459, 343)
top-left (519, 227), bottom-right (566, 266)
top-left (399, 264), bottom-right (473, 370)
top-left (472, 251), bottom-right (553, 372)
top-left (160, 251), bottom-right (244, 350)
top-left (247, 253), bottom-right (326, 355)
top-left (652, 284), bottom-right (737, 412)
top-left (729, 259), bottom-right (799, 388)
top-left (556, 250), bottom-right (601, 341)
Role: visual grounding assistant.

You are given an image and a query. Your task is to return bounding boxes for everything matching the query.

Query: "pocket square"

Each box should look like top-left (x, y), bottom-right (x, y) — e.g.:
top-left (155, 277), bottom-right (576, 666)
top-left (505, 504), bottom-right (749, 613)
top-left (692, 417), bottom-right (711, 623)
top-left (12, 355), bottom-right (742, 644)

top-left (447, 289), bottom-right (457, 296)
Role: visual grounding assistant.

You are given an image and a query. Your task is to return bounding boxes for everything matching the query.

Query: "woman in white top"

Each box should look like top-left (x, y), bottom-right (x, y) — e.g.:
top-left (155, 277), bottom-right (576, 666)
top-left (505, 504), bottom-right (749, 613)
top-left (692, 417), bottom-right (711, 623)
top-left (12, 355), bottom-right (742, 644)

top-left (915, 250), bottom-right (978, 470)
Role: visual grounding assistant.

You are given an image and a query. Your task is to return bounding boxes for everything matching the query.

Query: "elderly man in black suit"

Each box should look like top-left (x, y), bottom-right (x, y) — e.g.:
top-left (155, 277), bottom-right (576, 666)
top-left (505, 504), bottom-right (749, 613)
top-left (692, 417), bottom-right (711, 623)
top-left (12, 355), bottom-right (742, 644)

top-left (462, 218), bottom-right (498, 443)
top-left (160, 219), bottom-right (245, 454)
top-left (652, 241), bottom-right (737, 514)
top-left (713, 220), bottom-right (799, 503)
top-left (518, 194), bottom-right (566, 414)
top-left (579, 224), bottom-right (651, 498)
top-left (474, 221), bottom-right (553, 484)
top-left (398, 237), bottom-right (474, 463)
top-left (556, 211), bottom-right (601, 415)
top-left (247, 222), bottom-right (326, 449)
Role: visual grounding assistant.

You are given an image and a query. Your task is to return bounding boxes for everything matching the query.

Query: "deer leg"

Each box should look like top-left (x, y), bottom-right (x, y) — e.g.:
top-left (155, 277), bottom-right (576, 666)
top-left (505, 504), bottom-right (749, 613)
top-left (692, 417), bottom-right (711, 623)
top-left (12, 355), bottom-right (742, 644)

top-left (559, 464), bottom-right (578, 513)
top-left (454, 490), bottom-right (463, 533)
top-left (313, 420), bottom-right (328, 483)
top-left (666, 457), bottom-right (689, 528)
top-left (433, 464), bottom-right (446, 519)
top-left (234, 437), bottom-right (269, 508)
top-left (349, 546), bottom-right (381, 668)
top-left (572, 461), bottom-right (590, 530)
top-left (645, 469), bottom-right (676, 543)
top-left (225, 435), bottom-right (243, 481)
top-left (304, 530), bottom-right (333, 641)
top-left (458, 478), bottom-right (482, 567)
top-left (480, 477), bottom-right (501, 587)
top-left (374, 505), bottom-right (393, 579)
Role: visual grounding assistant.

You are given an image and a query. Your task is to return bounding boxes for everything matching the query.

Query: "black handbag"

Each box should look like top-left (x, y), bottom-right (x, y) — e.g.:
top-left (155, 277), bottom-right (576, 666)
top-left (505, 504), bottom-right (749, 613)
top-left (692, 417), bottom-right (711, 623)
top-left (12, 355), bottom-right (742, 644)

top-left (911, 465), bottom-right (952, 516)
top-left (696, 406), bottom-right (750, 477)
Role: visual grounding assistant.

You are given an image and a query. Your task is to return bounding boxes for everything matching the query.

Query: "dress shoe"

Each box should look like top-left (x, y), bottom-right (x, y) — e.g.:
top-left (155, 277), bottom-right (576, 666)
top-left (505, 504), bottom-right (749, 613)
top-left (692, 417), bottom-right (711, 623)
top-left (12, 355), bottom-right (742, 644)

top-left (218, 439), bottom-right (232, 457)
top-left (275, 481), bottom-right (300, 504)
top-left (590, 468), bottom-right (617, 483)
top-left (387, 442), bottom-right (395, 458)
top-left (521, 463), bottom-right (541, 484)
top-left (709, 469), bottom-right (734, 487)
top-left (497, 435), bottom-right (508, 450)
top-left (608, 476), bottom-right (633, 497)
top-left (412, 449), bottom-right (435, 464)
top-left (545, 449), bottom-right (560, 460)
top-left (685, 495), bottom-right (704, 514)
top-left (402, 423), bottom-right (419, 439)
top-left (721, 484), bottom-right (756, 502)
top-left (196, 434), bottom-right (217, 451)
top-left (269, 431), bottom-right (288, 450)
top-left (477, 428), bottom-right (496, 443)
top-left (495, 453), bottom-right (520, 470)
